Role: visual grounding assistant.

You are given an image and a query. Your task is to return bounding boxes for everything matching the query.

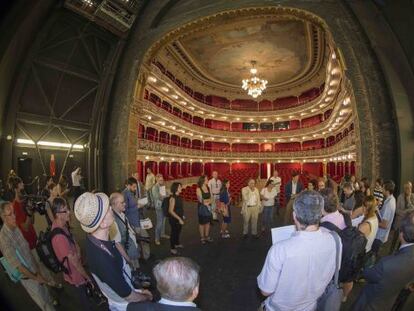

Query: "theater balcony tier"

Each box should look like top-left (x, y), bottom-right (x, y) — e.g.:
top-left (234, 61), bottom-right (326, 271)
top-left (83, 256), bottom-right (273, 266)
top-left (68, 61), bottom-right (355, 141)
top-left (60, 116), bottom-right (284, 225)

top-left (136, 133), bottom-right (356, 161)
top-left (144, 74), bottom-right (341, 117)
top-left (139, 99), bottom-right (353, 140)
top-left (141, 97), bottom-right (336, 132)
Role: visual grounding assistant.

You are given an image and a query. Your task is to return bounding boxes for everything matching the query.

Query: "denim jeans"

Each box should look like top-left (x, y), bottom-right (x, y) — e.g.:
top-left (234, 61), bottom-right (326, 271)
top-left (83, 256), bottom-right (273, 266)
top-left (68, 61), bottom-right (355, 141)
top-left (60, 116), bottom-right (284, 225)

top-left (262, 206), bottom-right (274, 230)
top-left (155, 206), bottom-right (166, 241)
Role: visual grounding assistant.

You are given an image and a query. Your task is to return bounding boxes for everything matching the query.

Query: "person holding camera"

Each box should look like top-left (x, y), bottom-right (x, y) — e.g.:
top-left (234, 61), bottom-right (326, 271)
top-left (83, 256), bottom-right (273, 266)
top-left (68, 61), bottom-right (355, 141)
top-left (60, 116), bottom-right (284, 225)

top-left (11, 176), bottom-right (37, 249)
top-left (75, 192), bottom-right (153, 310)
top-left (11, 176), bottom-right (61, 289)
top-left (0, 201), bottom-right (56, 311)
top-left (50, 197), bottom-right (94, 310)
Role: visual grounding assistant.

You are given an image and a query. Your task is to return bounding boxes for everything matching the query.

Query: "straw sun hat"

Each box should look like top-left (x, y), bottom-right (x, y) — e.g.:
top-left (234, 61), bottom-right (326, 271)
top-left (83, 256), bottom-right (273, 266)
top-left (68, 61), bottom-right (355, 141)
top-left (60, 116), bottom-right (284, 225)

top-left (74, 192), bottom-right (110, 233)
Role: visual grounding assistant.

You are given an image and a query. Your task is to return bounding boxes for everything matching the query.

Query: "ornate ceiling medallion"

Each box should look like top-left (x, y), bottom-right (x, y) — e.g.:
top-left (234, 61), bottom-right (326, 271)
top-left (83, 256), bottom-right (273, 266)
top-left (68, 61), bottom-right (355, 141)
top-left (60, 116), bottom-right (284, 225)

top-left (242, 61), bottom-right (268, 98)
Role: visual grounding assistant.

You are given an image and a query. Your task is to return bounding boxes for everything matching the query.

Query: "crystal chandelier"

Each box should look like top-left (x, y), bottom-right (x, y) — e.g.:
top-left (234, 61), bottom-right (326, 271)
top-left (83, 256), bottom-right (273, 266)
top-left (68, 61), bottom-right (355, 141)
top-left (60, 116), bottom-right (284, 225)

top-left (242, 61), bottom-right (268, 98)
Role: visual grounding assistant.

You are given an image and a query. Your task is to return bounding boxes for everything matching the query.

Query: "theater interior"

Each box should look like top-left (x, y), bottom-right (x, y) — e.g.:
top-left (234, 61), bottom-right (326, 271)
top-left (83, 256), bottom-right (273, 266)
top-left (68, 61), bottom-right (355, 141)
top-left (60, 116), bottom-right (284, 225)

top-left (0, 1), bottom-right (413, 310)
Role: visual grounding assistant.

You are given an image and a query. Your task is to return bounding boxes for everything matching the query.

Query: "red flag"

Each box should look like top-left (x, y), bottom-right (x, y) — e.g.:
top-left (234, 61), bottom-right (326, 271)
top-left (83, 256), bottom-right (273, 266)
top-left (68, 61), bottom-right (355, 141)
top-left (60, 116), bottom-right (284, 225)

top-left (50, 154), bottom-right (56, 177)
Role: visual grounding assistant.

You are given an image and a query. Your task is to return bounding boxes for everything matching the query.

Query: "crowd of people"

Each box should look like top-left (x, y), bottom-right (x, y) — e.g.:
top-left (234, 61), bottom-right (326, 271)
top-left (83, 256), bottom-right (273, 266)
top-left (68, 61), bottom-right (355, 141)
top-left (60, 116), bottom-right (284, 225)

top-left (0, 165), bottom-right (413, 311)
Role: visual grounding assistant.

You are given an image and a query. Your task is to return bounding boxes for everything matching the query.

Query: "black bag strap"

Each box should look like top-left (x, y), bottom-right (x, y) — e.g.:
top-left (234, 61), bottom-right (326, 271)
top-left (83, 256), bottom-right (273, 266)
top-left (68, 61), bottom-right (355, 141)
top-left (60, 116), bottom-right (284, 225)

top-left (113, 212), bottom-right (130, 250)
top-left (329, 231), bottom-right (342, 287)
top-left (87, 235), bottom-right (134, 285)
top-left (339, 210), bottom-right (352, 227)
top-left (320, 221), bottom-right (341, 233)
top-left (50, 227), bottom-right (74, 274)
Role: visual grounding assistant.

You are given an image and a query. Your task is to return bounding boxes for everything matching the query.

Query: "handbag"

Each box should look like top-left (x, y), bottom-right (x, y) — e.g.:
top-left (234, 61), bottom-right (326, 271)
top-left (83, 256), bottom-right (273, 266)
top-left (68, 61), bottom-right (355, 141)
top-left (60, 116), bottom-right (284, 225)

top-left (139, 218), bottom-right (153, 230)
top-left (317, 231), bottom-right (343, 311)
top-left (198, 203), bottom-right (212, 217)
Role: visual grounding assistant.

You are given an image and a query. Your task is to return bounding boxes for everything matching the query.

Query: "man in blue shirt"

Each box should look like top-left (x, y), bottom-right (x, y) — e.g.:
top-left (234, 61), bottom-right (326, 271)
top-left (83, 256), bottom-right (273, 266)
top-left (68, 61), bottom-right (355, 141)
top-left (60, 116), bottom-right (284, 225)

top-left (123, 177), bottom-right (141, 230)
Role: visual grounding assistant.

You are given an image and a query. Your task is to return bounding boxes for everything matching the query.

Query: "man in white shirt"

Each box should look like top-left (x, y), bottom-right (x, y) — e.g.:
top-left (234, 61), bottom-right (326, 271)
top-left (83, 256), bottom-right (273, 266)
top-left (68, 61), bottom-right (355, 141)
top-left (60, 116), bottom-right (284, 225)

top-left (71, 167), bottom-right (82, 203)
top-left (257, 190), bottom-right (338, 311)
top-left (241, 179), bottom-right (261, 238)
top-left (270, 170), bottom-right (282, 216)
top-left (208, 171), bottom-right (222, 221)
top-left (372, 180), bottom-right (397, 259)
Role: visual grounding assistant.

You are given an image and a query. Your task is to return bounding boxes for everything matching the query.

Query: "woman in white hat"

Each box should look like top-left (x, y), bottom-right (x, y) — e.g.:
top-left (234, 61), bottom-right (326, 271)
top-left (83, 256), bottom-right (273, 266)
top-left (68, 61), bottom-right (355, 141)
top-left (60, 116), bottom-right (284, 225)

top-left (74, 192), bottom-right (152, 310)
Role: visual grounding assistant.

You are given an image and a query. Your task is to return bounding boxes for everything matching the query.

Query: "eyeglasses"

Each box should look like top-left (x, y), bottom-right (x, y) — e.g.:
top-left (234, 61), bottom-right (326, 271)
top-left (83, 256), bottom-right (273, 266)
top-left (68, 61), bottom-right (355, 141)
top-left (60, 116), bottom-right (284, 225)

top-left (3, 212), bottom-right (15, 217)
top-left (56, 209), bottom-right (69, 214)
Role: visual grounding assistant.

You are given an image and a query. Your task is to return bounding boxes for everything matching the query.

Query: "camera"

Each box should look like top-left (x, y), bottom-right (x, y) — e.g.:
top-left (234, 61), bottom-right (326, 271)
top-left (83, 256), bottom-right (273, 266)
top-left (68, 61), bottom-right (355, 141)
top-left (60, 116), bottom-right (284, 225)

top-left (85, 281), bottom-right (107, 306)
top-left (23, 194), bottom-right (47, 215)
top-left (131, 270), bottom-right (152, 289)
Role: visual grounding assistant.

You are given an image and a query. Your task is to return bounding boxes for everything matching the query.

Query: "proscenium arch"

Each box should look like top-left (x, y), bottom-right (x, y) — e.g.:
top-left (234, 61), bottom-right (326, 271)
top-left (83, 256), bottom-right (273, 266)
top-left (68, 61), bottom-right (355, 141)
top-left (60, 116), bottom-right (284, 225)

top-left (105, 0), bottom-right (397, 192)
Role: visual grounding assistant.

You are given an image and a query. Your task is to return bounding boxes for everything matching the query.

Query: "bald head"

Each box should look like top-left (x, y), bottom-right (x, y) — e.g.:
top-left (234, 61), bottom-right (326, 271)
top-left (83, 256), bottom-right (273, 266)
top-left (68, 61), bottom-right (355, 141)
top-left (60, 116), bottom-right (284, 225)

top-left (110, 192), bottom-right (125, 213)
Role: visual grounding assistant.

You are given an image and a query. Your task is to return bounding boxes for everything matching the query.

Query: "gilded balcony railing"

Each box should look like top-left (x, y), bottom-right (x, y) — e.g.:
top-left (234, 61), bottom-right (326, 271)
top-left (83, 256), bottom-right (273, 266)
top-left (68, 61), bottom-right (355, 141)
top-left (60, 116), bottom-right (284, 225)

top-left (139, 99), bottom-right (354, 140)
top-left (137, 133), bottom-right (356, 161)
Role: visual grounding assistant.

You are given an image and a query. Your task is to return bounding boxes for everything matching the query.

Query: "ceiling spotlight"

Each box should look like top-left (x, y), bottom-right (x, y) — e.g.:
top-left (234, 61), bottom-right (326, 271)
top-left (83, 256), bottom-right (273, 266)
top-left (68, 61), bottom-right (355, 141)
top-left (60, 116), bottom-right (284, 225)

top-left (262, 118), bottom-right (267, 121)
top-left (172, 95), bottom-right (178, 99)
top-left (148, 76), bottom-right (157, 83)
top-left (161, 87), bottom-right (169, 92)
top-left (327, 90), bottom-right (335, 95)
top-left (235, 117), bottom-right (240, 121)
top-left (145, 156), bottom-right (150, 160)
top-left (147, 116), bottom-right (152, 120)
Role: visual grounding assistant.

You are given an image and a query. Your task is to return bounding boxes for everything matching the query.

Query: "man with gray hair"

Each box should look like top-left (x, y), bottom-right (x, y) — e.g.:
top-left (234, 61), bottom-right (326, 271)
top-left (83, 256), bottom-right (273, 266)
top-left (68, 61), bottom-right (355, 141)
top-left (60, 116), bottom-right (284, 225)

top-left (257, 190), bottom-right (339, 311)
top-left (127, 257), bottom-right (201, 310)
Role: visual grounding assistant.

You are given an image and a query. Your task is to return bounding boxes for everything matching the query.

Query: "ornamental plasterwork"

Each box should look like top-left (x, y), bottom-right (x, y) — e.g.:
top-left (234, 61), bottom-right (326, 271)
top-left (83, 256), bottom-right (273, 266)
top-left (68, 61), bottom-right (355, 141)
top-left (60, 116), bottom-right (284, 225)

top-left (157, 21), bottom-right (326, 98)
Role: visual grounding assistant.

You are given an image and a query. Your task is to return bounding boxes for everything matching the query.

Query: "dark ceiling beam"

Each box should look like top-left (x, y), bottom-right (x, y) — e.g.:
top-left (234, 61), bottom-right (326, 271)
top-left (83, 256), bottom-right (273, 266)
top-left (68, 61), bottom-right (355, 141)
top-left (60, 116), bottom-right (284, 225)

top-left (16, 112), bottom-right (91, 132)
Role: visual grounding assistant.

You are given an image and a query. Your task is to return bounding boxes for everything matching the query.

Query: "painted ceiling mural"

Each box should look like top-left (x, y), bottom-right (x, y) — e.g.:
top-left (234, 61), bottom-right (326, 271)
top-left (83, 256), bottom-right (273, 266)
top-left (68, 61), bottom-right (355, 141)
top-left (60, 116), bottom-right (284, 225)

top-left (177, 18), bottom-right (310, 87)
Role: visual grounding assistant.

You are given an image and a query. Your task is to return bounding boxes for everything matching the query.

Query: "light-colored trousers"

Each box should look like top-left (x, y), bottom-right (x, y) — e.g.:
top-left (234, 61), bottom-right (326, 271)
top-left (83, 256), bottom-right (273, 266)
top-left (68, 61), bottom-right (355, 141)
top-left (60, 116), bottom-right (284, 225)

top-left (155, 205), bottom-right (166, 241)
top-left (20, 278), bottom-right (55, 311)
top-left (243, 205), bottom-right (260, 235)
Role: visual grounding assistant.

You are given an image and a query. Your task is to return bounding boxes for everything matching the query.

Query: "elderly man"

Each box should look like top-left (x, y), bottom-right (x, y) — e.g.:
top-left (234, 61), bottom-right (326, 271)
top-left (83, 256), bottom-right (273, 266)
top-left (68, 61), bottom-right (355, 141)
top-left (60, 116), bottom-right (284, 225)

top-left (127, 257), bottom-right (201, 311)
top-left (151, 174), bottom-right (169, 245)
top-left (241, 179), bottom-right (261, 239)
top-left (0, 201), bottom-right (56, 311)
top-left (257, 191), bottom-right (338, 311)
top-left (109, 192), bottom-right (141, 270)
top-left (145, 168), bottom-right (156, 209)
top-left (208, 171), bottom-right (222, 221)
top-left (372, 180), bottom-right (396, 259)
top-left (283, 172), bottom-right (304, 224)
top-left (353, 211), bottom-right (414, 311)
top-left (395, 182), bottom-right (414, 229)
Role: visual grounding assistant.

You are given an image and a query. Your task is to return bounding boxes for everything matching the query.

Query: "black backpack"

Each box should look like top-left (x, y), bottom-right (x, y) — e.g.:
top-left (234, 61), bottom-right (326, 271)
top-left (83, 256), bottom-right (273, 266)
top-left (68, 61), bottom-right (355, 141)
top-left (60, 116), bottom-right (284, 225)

top-left (36, 227), bottom-right (74, 274)
top-left (320, 213), bottom-right (367, 282)
top-left (161, 196), bottom-right (170, 216)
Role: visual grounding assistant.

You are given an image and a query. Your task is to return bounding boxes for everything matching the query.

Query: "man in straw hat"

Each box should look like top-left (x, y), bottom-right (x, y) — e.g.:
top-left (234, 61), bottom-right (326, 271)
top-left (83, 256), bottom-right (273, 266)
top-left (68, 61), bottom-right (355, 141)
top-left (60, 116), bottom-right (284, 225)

top-left (74, 192), bottom-right (152, 307)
